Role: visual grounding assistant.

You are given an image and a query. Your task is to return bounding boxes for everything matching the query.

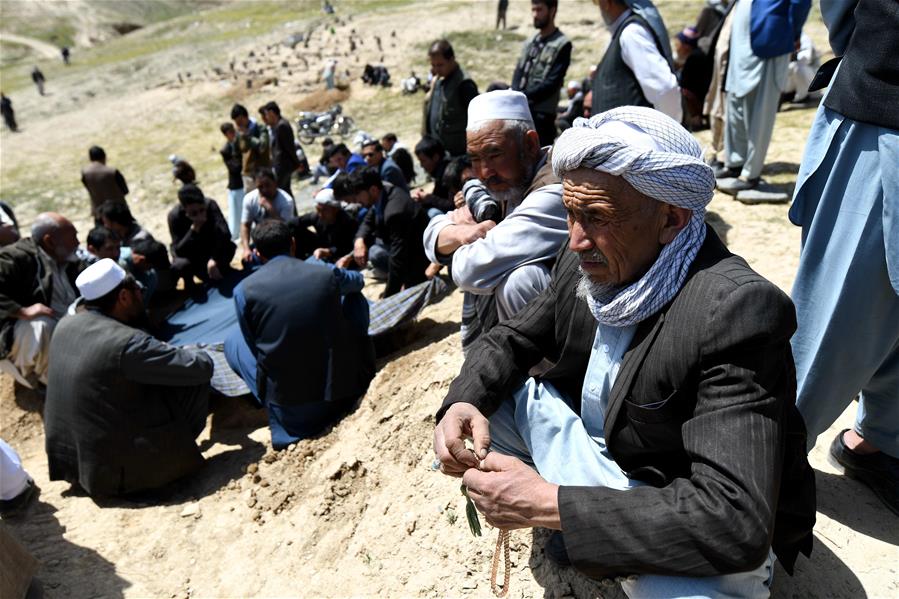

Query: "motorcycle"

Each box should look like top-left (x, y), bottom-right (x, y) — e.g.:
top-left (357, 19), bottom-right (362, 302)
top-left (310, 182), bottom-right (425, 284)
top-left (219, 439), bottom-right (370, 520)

top-left (296, 104), bottom-right (356, 144)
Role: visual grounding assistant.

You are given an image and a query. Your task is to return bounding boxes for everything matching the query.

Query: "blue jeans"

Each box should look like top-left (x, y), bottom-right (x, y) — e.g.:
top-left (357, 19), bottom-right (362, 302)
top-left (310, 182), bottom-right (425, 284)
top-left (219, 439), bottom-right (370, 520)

top-left (489, 378), bottom-right (775, 599)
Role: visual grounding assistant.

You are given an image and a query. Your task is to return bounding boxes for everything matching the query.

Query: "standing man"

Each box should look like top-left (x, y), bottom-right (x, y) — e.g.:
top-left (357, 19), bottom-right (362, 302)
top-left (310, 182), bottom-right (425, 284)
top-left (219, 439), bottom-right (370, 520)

top-left (81, 146), bottom-right (129, 221)
top-left (260, 101), bottom-right (301, 198)
top-left (45, 259), bottom-right (213, 498)
top-left (789, 0), bottom-right (899, 514)
top-left (225, 221), bottom-right (373, 449)
top-left (361, 139), bottom-right (408, 191)
top-left (30, 67), bottom-right (45, 96)
top-left (231, 103), bottom-right (271, 194)
top-left (0, 213), bottom-right (81, 389)
top-left (511, 0), bottom-right (573, 146)
top-left (220, 122), bottom-right (245, 240)
top-left (0, 93), bottom-right (17, 132)
top-left (590, 0), bottom-right (680, 122)
top-left (715, 0), bottom-right (811, 193)
top-left (497, 0), bottom-right (509, 30)
top-left (423, 39), bottom-right (479, 158)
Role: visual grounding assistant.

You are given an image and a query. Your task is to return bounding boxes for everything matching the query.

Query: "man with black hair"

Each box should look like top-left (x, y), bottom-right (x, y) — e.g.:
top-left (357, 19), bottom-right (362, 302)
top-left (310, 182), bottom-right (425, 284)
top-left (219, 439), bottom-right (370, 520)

top-left (0, 213), bottom-right (83, 389)
top-left (82, 226), bottom-right (121, 264)
top-left (511, 0), bottom-right (573, 145)
top-left (380, 133), bottom-right (403, 157)
top-left (239, 168), bottom-right (295, 263)
top-left (230, 103), bottom-right (270, 193)
top-left (338, 166), bottom-right (430, 297)
top-left (219, 122), bottom-right (245, 240)
top-left (168, 183), bottom-right (236, 286)
top-left (423, 39), bottom-right (479, 157)
top-left (361, 139), bottom-right (408, 191)
top-left (412, 136), bottom-right (452, 215)
top-left (97, 201), bottom-right (152, 252)
top-left (224, 220), bottom-right (374, 449)
top-left (325, 143), bottom-right (366, 182)
top-left (260, 101), bottom-right (301, 197)
top-left (81, 145), bottom-right (129, 220)
top-left (45, 258), bottom-right (213, 498)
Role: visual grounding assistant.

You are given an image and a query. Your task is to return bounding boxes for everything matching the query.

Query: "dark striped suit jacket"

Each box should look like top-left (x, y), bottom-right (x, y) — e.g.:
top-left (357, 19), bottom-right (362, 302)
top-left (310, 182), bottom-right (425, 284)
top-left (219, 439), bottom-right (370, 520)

top-left (438, 226), bottom-right (815, 579)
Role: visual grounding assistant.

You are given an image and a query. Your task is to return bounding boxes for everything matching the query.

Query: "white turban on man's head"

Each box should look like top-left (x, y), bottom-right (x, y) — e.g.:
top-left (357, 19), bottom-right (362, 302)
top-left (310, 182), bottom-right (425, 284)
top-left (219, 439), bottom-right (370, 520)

top-left (553, 106), bottom-right (717, 328)
top-left (551, 106), bottom-right (715, 213)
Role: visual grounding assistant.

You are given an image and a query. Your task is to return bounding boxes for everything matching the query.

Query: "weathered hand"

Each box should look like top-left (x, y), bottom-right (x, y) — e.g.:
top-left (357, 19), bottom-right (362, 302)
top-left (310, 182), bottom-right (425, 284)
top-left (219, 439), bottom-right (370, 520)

top-left (453, 191), bottom-right (465, 209)
top-left (450, 205), bottom-right (477, 226)
top-left (17, 303), bottom-right (54, 320)
top-left (434, 403), bottom-right (490, 477)
top-left (462, 453), bottom-right (561, 530)
top-left (463, 220), bottom-right (495, 244)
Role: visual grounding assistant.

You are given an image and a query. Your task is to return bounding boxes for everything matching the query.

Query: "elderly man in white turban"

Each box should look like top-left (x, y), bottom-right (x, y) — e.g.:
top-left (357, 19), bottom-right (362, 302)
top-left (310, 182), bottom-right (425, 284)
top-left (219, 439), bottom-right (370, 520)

top-left (423, 90), bottom-right (567, 349)
top-left (433, 107), bottom-right (815, 597)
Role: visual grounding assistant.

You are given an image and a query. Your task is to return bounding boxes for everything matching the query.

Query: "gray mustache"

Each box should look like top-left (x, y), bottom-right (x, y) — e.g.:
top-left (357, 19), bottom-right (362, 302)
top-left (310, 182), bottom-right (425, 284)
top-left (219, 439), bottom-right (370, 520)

top-left (578, 249), bottom-right (608, 265)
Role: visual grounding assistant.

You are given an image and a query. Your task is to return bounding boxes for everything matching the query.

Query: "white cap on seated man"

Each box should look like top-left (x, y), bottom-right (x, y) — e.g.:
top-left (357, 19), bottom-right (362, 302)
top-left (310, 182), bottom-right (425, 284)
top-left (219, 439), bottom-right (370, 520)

top-left (422, 90), bottom-right (569, 346)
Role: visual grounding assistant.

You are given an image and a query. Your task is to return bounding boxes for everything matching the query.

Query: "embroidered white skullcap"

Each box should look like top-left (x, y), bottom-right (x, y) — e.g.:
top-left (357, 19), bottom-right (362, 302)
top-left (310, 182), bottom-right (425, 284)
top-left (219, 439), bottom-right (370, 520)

top-left (467, 90), bottom-right (534, 130)
top-left (314, 187), bottom-right (341, 208)
top-left (76, 258), bottom-right (127, 301)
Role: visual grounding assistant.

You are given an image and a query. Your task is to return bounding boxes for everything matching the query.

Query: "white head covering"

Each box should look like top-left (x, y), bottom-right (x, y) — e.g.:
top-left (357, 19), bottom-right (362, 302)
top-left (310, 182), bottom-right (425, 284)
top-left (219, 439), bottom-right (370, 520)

top-left (466, 90), bottom-right (534, 130)
top-left (76, 258), bottom-right (127, 301)
top-left (314, 188), bottom-right (341, 208)
top-left (567, 80), bottom-right (582, 91)
top-left (552, 106), bottom-right (715, 328)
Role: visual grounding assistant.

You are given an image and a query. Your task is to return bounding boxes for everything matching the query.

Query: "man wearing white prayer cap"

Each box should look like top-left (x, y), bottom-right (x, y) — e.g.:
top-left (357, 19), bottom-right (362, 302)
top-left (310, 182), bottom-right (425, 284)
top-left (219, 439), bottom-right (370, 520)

top-left (289, 187), bottom-right (357, 261)
top-left (43, 258), bottom-right (214, 498)
top-left (423, 89), bottom-right (568, 349)
top-left (434, 106), bottom-right (815, 597)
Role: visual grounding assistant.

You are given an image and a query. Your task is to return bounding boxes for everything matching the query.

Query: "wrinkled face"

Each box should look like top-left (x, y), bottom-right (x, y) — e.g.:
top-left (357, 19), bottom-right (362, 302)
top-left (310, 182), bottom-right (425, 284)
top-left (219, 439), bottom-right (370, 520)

top-left (429, 54), bottom-right (454, 79)
top-left (256, 177), bottom-right (278, 200)
top-left (44, 222), bottom-right (79, 263)
top-left (466, 121), bottom-right (535, 198)
top-left (416, 152), bottom-right (439, 175)
top-left (361, 145), bottom-right (383, 167)
top-left (315, 203), bottom-right (339, 223)
top-left (90, 238), bottom-right (121, 262)
top-left (564, 168), bottom-right (667, 287)
top-left (532, 2), bottom-right (553, 29)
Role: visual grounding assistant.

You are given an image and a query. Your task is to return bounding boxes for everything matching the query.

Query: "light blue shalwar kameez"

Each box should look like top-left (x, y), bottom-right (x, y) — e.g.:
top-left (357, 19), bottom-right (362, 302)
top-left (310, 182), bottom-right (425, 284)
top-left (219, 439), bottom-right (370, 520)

top-left (489, 323), bottom-right (775, 599)
top-left (789, 78), bottom-right (899, 457)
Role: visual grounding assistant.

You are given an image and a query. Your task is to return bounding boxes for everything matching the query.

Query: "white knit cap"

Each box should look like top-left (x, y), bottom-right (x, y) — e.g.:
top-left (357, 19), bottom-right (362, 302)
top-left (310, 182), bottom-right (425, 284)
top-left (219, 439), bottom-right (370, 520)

top-left (314, 187), bottom-right (341, 208)
top-left (76, 258), bottom-right (127, 301)
top-left (467, 90), bottom-right (534, 130)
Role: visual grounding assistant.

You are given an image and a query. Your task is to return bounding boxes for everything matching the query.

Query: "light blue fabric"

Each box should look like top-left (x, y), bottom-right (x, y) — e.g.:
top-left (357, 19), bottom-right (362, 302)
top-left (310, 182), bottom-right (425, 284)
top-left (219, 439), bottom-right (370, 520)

top-left (789, 101), bottom-right (899, 457)
top-left (488, 378), bottom-right (775, 598)
top-left (227, 188), bottom-right (244, 240)
top-left (724, 0), bottom-right (790, 180)
top-left (580, 324), bottom-right (637, 439)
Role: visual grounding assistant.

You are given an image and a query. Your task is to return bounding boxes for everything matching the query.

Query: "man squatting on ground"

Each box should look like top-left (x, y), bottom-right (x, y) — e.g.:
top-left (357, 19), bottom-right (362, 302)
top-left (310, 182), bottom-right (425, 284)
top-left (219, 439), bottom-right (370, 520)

top-left (423, 90), bottom-right (567, 349)
top-left (434, 107), bottom-right (815, 597)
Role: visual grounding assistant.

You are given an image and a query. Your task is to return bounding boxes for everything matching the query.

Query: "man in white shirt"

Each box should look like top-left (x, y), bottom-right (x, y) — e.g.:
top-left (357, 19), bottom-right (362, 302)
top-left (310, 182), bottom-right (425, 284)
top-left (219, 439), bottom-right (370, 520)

top-left (590, 0), bottom-right (681, 122)
top-left (239, 168), bottom-right (295, 263)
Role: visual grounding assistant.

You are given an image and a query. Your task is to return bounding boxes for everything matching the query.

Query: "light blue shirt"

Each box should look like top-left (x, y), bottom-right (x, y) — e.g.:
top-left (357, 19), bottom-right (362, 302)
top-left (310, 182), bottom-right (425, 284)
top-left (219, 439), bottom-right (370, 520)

top-left (581, 323), bottom-right (638, 445)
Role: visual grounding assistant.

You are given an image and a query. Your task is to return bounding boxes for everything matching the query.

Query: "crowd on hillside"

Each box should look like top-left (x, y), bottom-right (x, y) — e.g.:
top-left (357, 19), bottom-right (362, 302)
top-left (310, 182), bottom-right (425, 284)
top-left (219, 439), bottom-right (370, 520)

top-left (1, 0), bottom-right (897, 597)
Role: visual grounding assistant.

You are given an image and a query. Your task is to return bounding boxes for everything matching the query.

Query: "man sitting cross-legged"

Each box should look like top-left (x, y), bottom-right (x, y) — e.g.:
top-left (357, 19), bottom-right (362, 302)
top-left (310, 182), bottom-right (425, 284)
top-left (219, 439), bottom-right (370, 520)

top-left (225, 220), bottom-right (374, 449)
top-left (45, 259), bottom-right (213, 497)
top-left (433, 107), bottom-right (815, 597)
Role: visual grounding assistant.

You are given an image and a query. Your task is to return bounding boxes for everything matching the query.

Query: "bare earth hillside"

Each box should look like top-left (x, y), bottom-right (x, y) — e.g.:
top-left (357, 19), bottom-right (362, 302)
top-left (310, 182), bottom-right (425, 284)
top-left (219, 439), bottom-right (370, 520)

top-left (0, 1), bottom-right (896, 598)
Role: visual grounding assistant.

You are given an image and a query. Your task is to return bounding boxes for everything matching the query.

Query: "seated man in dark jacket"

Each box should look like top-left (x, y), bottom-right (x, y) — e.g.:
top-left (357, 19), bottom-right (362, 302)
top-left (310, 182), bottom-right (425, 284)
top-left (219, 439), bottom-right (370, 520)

top-left (45, 259), bottom-right (212, 497)
top-left (224, 220), bottom-right (374, 449)
top-left (434, 108), bottom-right (814, 595)
top-left (335, 166), bottom-right (431, 297)
top-left (411, 136), bottom-right (453, 216)
top-left (289, 188), bottom-right (357, 262)
top-left (167, 183), bottom-right (236, 287)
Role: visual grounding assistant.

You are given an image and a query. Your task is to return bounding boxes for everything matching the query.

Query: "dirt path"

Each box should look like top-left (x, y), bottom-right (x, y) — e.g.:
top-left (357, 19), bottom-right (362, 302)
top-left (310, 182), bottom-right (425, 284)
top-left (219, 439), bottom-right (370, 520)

top-left (0, 33), bottom-right (59, 58)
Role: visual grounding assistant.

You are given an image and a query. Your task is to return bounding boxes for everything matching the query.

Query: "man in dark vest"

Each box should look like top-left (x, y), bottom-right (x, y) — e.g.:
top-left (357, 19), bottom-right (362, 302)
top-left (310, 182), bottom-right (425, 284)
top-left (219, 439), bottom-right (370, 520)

top-left (511, 0), bottom-right (572, 146)
top-left (789, 0), bottom-right (899, 515)
top-left (590, 0), bottom-right (681, 122)
top-left (224, 220), bottom-right (374, 449)
top-left (81, 146), bottom-right (129, 221)
top-left (422, 39), bottom-right (479, 157)
top-left (45, 259), bottom-right (213, 497)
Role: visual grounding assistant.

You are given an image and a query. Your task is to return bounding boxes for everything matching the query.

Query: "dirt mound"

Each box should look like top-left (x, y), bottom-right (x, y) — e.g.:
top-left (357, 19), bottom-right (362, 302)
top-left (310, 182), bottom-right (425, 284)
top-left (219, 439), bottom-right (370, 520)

top-left (293, 88), bottom-right (351, 113)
